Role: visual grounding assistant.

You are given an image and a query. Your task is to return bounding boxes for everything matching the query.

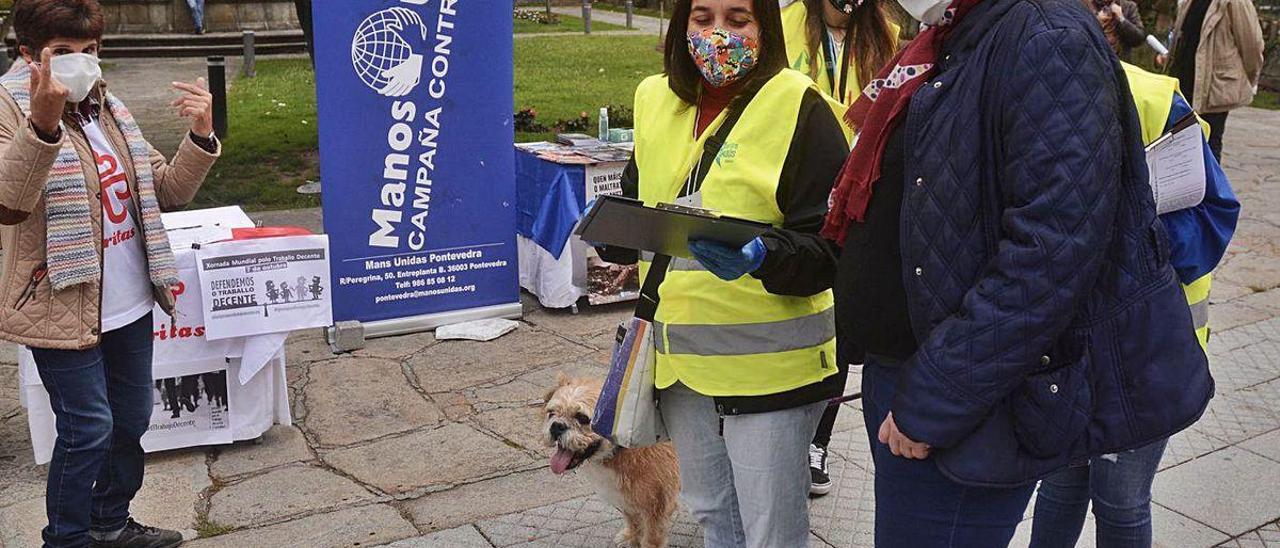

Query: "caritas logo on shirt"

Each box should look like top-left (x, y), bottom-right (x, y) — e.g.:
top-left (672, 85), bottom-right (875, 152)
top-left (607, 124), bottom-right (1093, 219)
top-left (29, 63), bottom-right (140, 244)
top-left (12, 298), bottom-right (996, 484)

top-left (154, 281), bottom-right (208, 341)
top-left (98, 150), bottom-right (137, 249)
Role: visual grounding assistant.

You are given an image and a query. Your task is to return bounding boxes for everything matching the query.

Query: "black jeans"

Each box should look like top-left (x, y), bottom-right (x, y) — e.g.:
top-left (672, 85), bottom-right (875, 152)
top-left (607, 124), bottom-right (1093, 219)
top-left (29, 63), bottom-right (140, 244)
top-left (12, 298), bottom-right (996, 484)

top-left (1201, 111), bottom-right (1228, 162)
top-left (31, 314), bottom-right (154, 548)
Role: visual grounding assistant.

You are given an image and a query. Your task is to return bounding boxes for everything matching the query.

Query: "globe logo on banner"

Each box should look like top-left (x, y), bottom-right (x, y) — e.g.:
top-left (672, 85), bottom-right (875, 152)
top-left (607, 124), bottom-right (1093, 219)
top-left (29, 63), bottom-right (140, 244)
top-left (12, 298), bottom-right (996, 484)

top-left (351, 7), bottom-right (429, 97)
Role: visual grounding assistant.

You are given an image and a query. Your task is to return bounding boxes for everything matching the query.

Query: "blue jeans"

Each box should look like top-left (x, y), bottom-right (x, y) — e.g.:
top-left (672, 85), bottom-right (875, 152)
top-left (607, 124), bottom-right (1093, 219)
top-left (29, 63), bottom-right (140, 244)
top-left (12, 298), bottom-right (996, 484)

top-left (1030, 438), bottom-right (1169, 548)
top-left (186, 0), bottom-right (205, 30)
top-left (31, 314), bottom-right (154, 548)
top-left (862, 358), bottom-right (1035, 548)
top-left (659, 383), bottom-right (824, 548)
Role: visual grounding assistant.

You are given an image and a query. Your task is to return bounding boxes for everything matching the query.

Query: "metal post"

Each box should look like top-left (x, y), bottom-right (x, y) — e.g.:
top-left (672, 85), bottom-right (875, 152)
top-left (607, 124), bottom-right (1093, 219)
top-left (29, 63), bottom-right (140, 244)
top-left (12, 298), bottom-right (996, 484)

top-left (582, 0), bottom-right (591, 35)
top-left (625, 0), bottom-right (634, 29)
top-left (659, 0), bottom-right (665, 40)
top-left (207, 57), bottom-right (228, 138)
top-left (242, 30), bottom-right (256, 78)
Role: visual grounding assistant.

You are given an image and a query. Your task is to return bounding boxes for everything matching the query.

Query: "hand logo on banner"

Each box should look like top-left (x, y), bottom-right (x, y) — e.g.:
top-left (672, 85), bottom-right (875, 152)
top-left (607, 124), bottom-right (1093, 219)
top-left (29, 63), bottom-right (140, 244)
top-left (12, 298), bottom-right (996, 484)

top-left (351, 7), bottom-right (430, 97)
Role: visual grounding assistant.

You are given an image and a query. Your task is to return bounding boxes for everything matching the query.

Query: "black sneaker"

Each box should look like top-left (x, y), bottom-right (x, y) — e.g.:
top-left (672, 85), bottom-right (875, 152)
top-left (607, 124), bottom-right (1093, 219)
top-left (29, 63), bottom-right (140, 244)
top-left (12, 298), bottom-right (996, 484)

top-left (809, 443), bottom-right (832, 497)
top-left (92, 518), bottom-right (183, 548)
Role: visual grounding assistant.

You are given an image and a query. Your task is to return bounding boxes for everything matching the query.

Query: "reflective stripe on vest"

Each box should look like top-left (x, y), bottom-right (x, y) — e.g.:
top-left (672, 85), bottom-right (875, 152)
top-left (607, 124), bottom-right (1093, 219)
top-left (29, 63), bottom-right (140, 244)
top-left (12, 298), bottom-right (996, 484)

top-left (655, 309), bottom-right (836, 357)
top-left (1125, 63), bottom-right (1215, 349)
top-left (632, 70), bottom-right (838, 397)
top-left (1183, 274), bottom-right (1212, 348)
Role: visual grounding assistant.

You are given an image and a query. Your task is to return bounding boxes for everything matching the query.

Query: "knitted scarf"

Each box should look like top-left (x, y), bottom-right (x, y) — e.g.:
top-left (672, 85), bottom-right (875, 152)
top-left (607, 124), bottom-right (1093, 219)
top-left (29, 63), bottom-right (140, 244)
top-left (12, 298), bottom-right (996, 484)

top-left (821, 0), bottom-right (984, 243)
top-left (0, 63), bottom-right (178, 291)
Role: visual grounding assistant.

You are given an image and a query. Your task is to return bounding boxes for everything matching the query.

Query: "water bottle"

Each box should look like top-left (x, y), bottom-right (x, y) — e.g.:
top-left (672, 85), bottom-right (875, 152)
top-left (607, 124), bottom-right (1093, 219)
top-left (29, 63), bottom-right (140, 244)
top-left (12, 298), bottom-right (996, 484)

top-left (598, 107), bottom-right (609, 142)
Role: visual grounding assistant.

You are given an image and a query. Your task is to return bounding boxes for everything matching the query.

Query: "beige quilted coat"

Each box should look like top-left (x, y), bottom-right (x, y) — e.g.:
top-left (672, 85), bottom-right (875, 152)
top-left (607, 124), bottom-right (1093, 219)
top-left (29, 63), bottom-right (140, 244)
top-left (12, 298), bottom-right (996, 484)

top-left (1173, 0), bottom-right (1265, 113)
top-left (0, 81), bottom-right (219, 350)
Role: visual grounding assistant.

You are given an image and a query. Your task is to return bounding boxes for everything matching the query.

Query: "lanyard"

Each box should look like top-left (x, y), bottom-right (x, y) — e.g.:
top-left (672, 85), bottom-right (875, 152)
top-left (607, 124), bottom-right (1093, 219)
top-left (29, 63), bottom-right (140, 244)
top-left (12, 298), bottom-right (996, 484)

top-left (822, 27), bottom-right (855, 102)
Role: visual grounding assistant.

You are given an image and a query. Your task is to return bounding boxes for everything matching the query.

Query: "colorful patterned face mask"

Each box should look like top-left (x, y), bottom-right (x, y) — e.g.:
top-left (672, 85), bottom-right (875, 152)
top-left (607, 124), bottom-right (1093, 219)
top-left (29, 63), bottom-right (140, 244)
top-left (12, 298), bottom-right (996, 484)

top-left (686, 27), bottom-right (760, 88)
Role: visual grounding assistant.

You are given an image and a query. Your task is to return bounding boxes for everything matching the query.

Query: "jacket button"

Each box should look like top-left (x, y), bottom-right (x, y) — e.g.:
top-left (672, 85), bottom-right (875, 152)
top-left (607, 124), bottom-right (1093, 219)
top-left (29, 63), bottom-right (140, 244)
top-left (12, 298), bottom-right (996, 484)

top-left (90, 327), bottom-right (100, 336)
top-left (1049, 383), bottom-right (1060, 394)
top-left (933, 81), bottom-right (943, 89)
top-left (1040, 355), bottom-right (1051, 366)
top-left (915, 177), bottom-right (924, 187)
top-left (914, 267), bottom-right (924, 276)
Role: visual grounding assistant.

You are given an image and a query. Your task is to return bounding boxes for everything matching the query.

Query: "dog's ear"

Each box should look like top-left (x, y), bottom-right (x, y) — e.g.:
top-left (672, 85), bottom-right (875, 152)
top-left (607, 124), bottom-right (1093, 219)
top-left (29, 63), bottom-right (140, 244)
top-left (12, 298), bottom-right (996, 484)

top-left (556, 371), bottom-right (572, 387)
top-left (542, 384), bottom-right (558, 404)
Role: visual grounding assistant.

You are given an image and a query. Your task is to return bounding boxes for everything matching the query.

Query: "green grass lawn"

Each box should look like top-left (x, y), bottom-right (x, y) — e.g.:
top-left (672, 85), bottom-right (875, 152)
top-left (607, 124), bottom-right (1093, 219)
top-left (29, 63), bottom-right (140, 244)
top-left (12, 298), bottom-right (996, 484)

top-left (592, 2), bottom-right (665, 19)
top-left (1253, 88), bottom-right (1280, 111)
top-left (192, 58), bottom-right (320, 211)
top-left (514, 34), bottom-right (663, 141)
top-left (192, 34), bottom-right (661, 211)
top-left (514, 13), bottom-right (627, 33)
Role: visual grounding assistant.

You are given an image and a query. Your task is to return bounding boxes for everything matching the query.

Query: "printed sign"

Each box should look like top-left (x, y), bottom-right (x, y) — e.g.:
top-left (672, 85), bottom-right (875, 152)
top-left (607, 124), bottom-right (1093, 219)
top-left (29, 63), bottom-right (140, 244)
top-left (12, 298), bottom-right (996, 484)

top-left (313, 0), bottom-right (518, 325)
top-left (141, 360), bottom-right (233, 453)
top-left (582, 162), bottom-right (638, 305)
top-left (196, 235), bottom-right (334, 340)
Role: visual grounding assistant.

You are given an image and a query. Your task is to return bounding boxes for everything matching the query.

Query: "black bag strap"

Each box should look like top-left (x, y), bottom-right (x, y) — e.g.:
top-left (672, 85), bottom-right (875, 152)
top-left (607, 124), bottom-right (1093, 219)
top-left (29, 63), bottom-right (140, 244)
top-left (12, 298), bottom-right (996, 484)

top-left (635, 105), bottom-right (747, 322)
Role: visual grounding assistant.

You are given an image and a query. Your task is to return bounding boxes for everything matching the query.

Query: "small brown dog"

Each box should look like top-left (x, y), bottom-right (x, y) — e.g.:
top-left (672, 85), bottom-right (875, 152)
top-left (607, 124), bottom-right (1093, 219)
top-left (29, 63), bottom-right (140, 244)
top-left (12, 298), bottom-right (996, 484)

top-left (543, 375), bottom-right (680, 548)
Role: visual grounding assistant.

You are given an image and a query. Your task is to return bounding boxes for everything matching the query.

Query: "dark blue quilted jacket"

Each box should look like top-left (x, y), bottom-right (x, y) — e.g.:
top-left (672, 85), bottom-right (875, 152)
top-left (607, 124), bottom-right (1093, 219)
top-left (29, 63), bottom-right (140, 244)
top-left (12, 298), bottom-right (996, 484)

top-left (889, 0), bottom-right (1214, 486)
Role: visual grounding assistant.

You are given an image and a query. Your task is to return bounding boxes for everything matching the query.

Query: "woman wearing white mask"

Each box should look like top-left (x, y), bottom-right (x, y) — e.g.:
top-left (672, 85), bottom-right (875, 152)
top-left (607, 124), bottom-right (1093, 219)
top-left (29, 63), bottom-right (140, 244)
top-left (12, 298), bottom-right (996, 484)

top-left (0, 1), bottom-right (219, 546)
top-left (594, 0), bottom-right (848, 545)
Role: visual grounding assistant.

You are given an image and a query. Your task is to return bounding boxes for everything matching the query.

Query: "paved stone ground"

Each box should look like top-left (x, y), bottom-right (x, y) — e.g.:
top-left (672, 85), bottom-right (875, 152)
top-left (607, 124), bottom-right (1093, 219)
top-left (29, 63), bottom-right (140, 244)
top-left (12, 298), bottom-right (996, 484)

top-left (1, 106), bottom-right (1278, 547)
top-left (100, 57), bottom-right (244, 158)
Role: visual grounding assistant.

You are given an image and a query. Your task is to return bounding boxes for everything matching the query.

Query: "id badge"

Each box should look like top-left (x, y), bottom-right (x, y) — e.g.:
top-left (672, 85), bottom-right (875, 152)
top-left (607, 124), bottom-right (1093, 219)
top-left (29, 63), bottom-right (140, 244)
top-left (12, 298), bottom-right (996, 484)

top-left (675, 191), bottom-right (703, 208)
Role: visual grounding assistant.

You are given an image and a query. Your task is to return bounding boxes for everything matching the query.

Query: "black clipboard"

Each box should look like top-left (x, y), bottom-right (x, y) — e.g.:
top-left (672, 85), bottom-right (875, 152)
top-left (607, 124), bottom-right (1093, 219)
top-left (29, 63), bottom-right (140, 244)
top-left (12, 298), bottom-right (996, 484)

top-left (575, 195), bottom-right (770, 260)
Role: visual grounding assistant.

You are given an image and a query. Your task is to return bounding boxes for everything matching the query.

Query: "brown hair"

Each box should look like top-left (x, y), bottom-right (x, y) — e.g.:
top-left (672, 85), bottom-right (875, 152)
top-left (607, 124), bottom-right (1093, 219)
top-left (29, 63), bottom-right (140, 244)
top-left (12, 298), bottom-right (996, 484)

top-left (12, 0), bottom-right (105, 53)
top-left (802, 0), bottom-right (898, 96)
top-left (663, 0), bottom-right (790, 109)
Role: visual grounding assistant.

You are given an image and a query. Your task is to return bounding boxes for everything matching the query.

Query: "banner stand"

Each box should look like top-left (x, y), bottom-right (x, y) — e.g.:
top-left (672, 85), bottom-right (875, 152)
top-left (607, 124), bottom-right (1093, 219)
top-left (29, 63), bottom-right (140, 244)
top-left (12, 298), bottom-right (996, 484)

top-left (326, 302), bottom-right (523, 352)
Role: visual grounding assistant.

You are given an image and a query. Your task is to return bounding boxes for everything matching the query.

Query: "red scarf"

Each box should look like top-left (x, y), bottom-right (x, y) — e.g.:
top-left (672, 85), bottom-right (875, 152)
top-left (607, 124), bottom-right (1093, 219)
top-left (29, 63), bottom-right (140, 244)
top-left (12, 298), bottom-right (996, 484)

top-left (821, 0), bottom-right (984, 242)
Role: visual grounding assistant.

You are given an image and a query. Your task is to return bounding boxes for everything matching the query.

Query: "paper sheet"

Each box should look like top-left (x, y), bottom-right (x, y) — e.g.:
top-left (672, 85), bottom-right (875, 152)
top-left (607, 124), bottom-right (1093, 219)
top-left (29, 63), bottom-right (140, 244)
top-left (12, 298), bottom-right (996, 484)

top-left (1146, 120), bottom-right (1207, 215)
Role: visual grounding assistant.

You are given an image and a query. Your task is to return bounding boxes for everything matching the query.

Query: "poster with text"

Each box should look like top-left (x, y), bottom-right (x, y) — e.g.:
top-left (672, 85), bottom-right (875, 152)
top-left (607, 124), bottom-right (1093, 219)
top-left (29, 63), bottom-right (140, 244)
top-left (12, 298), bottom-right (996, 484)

top-left (313, 1), bottom-right (518, 323)
top-left (582, 162), bottom-right (638, 305)
top-left (141, 361), bottom-right (233, 453)
top-left (196, 235), bottom-right (334, 340)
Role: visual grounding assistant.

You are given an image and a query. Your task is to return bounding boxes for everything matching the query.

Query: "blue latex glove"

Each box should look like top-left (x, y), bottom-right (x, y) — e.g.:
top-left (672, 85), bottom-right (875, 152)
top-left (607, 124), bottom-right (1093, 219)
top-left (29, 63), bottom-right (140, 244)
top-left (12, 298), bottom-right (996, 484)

top-left (688, 237), bottom-right (767, 281)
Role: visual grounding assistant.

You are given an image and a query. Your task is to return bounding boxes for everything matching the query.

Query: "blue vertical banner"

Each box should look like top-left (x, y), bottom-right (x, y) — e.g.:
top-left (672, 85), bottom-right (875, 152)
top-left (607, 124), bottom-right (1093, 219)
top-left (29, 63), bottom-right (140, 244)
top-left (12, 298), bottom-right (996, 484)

top-left (313, 0), bottom-right (519, 328)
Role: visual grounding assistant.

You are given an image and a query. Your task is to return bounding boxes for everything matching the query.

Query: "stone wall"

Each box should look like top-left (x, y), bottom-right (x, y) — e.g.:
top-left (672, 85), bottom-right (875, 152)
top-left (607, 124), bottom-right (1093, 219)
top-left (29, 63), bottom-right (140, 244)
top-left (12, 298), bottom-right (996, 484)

top-left (99, 0), bottom-right (299, 34)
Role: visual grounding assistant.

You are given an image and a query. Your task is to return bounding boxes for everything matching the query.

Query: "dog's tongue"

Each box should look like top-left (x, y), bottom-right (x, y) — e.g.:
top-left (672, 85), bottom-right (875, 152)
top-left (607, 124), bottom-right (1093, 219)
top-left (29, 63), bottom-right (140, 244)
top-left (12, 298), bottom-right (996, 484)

top-left (550, 448), bottom-right (575, 475)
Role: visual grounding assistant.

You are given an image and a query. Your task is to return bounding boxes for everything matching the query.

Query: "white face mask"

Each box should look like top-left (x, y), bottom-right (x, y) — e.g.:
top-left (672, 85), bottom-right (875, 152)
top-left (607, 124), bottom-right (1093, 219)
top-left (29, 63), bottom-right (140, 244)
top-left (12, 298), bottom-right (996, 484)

top-left (48, 53), bottom-right (102, 104)
top-left (898, 0), bottom-right (952, 25)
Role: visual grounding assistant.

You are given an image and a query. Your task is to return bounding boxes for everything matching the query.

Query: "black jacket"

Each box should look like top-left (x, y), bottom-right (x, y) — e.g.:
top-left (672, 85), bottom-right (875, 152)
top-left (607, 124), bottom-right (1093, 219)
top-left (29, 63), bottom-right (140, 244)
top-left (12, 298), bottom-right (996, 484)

top-left (600, 86), bottom-right (848, 415)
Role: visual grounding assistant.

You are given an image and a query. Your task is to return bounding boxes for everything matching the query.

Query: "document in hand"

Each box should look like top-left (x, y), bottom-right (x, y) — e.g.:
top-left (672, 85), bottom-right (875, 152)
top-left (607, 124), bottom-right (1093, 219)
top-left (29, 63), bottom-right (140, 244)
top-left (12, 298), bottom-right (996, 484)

top-left (1145, 113), bottom-right (1207, 215)
top-left (575, 195), bottom-right (769, 259)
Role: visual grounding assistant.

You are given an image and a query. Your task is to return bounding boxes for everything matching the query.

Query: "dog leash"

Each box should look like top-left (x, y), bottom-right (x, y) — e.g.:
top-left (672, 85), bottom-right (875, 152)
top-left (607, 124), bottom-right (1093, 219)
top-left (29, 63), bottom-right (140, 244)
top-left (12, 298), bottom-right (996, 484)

top-left (827, 392), bottom-right (863, 406)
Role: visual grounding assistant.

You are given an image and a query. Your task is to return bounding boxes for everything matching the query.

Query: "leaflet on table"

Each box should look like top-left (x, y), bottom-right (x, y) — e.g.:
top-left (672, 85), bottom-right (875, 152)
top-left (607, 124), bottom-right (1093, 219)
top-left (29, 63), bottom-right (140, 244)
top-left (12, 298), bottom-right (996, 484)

top-left (161, 206), bottom-right (254, 250)
top-left (141, 358), bottom-right (234, 453)
top-left (1146, 115), bottom-right (1207, 215)
top-left (196, 235), bottom-right (334, 340)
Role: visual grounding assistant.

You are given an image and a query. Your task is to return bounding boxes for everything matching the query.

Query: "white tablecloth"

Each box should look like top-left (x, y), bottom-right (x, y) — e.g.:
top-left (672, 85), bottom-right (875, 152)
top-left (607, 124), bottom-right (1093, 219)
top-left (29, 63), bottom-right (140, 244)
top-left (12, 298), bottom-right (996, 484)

top-left (18, 208), bottom-right (295, 464)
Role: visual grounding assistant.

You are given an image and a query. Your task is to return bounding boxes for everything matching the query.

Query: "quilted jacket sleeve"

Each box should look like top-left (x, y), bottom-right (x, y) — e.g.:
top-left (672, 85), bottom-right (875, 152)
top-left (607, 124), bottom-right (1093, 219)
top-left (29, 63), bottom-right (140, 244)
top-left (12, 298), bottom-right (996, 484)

top-left (0, 92), bottom-right (62, 225)
top-left (150, 132), bottom-right (220, 211)
top-left (891, 28), bottom-right (1123, 448)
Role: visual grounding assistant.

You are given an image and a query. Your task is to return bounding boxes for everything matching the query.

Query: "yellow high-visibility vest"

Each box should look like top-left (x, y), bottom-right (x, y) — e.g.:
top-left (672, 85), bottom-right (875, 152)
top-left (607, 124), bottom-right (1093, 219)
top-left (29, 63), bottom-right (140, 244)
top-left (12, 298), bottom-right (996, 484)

top-left (781, 1), bottom-right (900, 106)
top-left (632, 69), bottom-right (840, 396)
top-left (1123, 62), bottom-right (1213, 348)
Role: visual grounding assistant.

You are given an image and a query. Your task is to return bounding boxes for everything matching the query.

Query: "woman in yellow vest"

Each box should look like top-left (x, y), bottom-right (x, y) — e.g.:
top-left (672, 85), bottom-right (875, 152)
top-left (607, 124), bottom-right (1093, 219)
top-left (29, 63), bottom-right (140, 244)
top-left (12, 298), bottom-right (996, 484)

top-left (780, 0), bottom-right (899, 105)
top-left (594, 1), bottom-right (849, 545)
top-left (1029, 62), bottom-right (1240, 548)
top-left (778, 0), bottom-right (900, 497)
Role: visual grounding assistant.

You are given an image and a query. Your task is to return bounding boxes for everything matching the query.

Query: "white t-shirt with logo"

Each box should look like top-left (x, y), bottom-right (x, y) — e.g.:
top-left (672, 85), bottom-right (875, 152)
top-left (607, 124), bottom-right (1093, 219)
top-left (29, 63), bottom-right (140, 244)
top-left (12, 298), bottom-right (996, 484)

top-left (82, 118), bottom-right (154, 332)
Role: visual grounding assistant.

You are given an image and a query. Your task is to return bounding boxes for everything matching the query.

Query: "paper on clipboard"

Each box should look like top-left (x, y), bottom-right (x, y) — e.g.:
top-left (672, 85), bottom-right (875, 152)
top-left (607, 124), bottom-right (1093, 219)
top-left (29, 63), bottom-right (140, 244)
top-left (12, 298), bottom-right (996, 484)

top-left (1145, 114), bottom-right (1206, 215)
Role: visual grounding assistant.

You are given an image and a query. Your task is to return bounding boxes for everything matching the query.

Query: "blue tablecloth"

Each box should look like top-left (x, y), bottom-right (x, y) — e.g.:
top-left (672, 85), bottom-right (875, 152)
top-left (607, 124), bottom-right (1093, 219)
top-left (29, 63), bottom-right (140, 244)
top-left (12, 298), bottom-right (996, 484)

top-left (515, 149), bottom-right (589, 260)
